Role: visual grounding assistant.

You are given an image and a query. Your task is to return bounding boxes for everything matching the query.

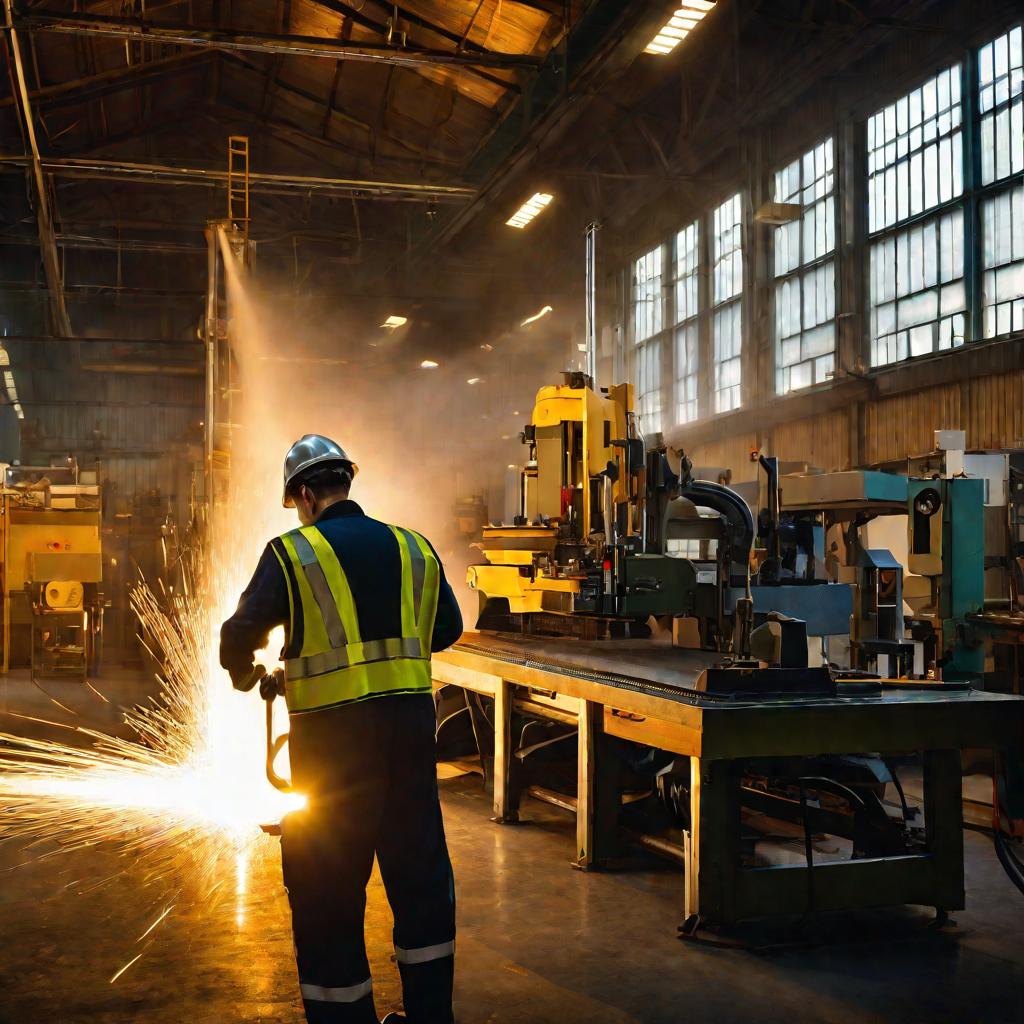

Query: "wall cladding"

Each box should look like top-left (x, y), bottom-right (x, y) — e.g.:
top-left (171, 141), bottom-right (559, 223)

top-left (684, 368), bottom-right (1024, 479)
top-left (770, 409), bottom-right (851, 472)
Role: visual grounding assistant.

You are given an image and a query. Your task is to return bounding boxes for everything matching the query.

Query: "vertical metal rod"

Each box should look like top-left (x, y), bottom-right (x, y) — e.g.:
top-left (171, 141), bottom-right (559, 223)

top-left (585, 221), bottom-right (599, 388)
top-left (204, 223), bottom-right (219, 536)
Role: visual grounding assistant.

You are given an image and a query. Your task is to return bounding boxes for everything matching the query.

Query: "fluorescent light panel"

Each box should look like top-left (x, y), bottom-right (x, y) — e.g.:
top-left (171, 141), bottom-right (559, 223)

top-left (381, 315), bottom-right (407, 329)
top-left (505, 192), bottom-right (553, 229)
top-left (644, 1), bottom-right (715, 55)
top-left (420, 359), bottom-right (439, 369)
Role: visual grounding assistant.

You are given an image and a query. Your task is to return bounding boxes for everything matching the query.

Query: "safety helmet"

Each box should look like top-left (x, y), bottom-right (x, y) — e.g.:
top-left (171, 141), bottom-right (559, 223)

top-left (282, 434), bottom-right (358, 507)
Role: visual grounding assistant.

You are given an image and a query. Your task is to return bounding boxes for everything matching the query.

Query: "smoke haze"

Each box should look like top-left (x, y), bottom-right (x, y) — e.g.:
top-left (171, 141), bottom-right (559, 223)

top-left (219, 237), bottom-right (568, 623)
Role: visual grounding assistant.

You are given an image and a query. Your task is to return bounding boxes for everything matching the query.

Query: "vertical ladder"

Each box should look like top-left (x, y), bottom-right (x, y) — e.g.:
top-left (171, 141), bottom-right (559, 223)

top-left (227, 135), bottom-right (250, 243)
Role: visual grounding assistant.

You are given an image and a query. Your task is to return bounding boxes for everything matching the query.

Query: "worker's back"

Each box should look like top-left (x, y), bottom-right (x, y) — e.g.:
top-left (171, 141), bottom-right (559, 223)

top-left (221, 448), bottom-right (459, 1023)
top-left (279, 503), bottom-right (418, 664)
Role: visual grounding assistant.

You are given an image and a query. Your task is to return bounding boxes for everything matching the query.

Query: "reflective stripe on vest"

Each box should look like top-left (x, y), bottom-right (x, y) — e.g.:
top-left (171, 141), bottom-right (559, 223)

top-left (278, 523), bottom-right (440, 714)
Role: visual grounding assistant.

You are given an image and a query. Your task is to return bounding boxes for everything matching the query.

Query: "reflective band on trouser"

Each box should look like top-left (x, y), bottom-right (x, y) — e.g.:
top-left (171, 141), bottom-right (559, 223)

top-left (300, 978), bottom-right (373, 1003)
top-left (394, 940), bottom-right (455, 965)
top-left (290, 531), bottom-right (347, 649)
top-left (286, 636), bottom-right (423, 680)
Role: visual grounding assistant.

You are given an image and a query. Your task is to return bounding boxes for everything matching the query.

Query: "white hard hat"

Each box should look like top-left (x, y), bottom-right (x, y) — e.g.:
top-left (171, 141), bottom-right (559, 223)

top-left (282, 434), bottom-right (358, 507)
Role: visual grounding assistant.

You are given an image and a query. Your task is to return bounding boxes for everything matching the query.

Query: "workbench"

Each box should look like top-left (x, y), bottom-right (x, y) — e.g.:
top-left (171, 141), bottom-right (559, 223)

top-left (432, 633), bottom-right (1024, 928)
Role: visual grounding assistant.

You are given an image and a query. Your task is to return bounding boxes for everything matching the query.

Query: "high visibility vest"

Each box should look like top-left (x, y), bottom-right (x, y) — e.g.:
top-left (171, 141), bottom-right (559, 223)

top-left (273, 523), bottom-right (440, 714)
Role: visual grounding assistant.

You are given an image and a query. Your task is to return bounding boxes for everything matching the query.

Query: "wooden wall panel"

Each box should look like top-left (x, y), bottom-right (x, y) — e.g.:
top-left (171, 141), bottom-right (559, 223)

top-left (687, 432), bottom-right (760, 483)
top-left (863, 383), bottom-right (961, 465)
top-left (967, 370), bottom-right (1024, 449)
top-left (769, 410), bottom-right (850, 472)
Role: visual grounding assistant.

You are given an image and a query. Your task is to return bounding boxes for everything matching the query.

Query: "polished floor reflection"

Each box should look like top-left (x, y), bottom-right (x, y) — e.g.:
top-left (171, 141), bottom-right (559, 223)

top-left (1, 671), bottom-right (1023, 1024)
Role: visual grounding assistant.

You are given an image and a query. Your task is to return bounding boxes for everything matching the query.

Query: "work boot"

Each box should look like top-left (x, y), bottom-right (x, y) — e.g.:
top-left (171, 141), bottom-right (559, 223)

top-left (380, 1015), bottom-right (406, 1023)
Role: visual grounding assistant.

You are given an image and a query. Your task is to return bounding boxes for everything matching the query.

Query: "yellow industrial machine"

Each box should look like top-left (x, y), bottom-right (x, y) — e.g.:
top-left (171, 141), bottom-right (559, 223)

top-left (470, 371), bottom-right (688, 636)
top-left (2, 461), bottom-right (104, 678)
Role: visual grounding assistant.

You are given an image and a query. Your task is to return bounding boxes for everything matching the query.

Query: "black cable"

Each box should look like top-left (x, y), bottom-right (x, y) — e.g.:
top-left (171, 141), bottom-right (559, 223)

top-left (994, 830), bottom-right (1024, 897)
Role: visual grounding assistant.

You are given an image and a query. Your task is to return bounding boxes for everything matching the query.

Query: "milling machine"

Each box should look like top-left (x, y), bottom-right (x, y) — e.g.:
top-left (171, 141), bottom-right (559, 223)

top-left (468, 370), bottom-right (758, 652)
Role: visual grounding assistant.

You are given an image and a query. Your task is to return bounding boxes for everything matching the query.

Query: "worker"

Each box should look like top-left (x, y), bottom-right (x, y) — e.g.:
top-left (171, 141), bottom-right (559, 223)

top-left (220, 434), bottom-right (463, 1024)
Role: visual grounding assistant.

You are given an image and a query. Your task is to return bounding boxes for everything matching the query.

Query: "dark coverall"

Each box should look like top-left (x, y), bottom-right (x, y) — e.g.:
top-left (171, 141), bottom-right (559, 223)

top-left (220, 499), bottom-right (463, 1024)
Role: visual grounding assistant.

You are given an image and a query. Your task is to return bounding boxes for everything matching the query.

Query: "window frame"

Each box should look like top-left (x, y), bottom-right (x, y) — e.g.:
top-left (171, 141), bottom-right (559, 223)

top-left (772, 137), bottom-right (839, 395)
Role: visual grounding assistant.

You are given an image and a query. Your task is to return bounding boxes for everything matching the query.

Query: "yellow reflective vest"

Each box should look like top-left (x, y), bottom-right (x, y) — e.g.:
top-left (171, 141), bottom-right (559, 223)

top-left (273, 523), bottom-right (440, 714)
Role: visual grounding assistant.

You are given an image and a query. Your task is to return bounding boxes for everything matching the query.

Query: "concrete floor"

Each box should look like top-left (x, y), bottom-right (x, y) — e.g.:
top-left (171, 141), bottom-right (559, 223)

top-left (1, 672), bottom-right (1023, 1024)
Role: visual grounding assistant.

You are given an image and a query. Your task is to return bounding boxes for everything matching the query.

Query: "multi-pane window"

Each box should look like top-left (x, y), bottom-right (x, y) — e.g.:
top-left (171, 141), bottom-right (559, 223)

top-left (979, 25), bottom-right (1023, 186)
top-left (712, 194), bottom-right (743, 412)
top-left (980, 26), bottom-right (1024, 339)
top-left (982, 183), bottom-right (1024, 336)
top-left (673, 221), bottom-right (700, 423)
top-left (867, 65), bottom-right (966, 365)
top-left (632, 246), bottom-right (664, 433)
top-left (774, 139), bottom-right (836, 393)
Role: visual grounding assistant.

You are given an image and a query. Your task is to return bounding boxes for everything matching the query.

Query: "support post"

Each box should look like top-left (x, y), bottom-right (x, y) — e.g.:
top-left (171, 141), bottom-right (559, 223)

top-left (684, 757), bottom-right (740, 928)
top-left (923, 748), bottom-right (966, 914)
top-left (574, 698), bottom-right (618, 868)
top-left (491, 678), bottom-right (517, 822)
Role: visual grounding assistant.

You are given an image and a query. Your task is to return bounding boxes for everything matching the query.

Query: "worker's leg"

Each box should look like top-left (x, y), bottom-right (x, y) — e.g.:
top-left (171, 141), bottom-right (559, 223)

top-left (376, 694), bottom-right (457, 1024)
top-left (282, 708), bottom-right (387, 1024)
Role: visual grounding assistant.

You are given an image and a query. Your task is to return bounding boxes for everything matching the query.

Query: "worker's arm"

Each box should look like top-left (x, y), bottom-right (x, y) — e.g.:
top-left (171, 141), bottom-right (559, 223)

top-left (427, 541), bottom-right (463, 653)
top-left (219, 542), bottom-right (290, 687)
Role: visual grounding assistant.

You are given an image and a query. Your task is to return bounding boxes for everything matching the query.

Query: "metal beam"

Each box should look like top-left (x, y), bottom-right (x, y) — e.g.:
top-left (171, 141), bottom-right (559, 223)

top-left (3, 0), bottom-right (72, 336)
top-left (15, 10), bottom-right (543, 70)
top-left (307, 0), bottom-right (521, 94)
top-left (0, 50), bottom-right (212, 110)
top-left (0, 155), bottom-right (475, 202)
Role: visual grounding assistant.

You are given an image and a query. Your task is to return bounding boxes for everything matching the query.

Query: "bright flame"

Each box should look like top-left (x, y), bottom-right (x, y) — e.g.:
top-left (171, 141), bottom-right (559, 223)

top-left (0, 237), bottom-right (307, 965)
top-left (0, 554), bottom-right (304, 845)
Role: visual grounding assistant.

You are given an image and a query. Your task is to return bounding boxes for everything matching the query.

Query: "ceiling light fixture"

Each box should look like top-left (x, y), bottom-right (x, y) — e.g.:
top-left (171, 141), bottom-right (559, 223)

top-left (466, 377), bottom-right (482, 385)
top-left (520, 305), bottom-right (553, 327)
top-left (505, 192), bottom-right (553, 229)
top-left (644, 1), bottom-right (716, 55)
top-left (381, 315), bottom-right (408, 329)
top-left (420, 359), bottom-right (439, 369)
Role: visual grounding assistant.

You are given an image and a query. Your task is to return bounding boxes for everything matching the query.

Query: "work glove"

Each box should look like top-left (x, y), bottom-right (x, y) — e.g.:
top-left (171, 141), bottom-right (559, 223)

top-left (233, 663), bottom-right (265, 693)
top-left (260, 667), bottom-right (286, 701)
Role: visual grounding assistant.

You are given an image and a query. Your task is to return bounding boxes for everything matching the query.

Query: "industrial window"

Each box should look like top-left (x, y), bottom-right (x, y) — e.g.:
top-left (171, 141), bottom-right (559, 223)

top-left (869, 208), bottom-right (965, 364)
top-left (979, 26), bottom-right (1024, 339)
top-left (673, 221), bottom-right (700, 423)
top-left (867, 65), bottom-right (963, 232)
top-left (773, 139), bottom-right (836, 393)
top-left (981, 182), bottom-right (1024, 336)
top-left (712, 194), bottom-right (743, 412)
top-left (632, 245), bottom-right (664, 433)
top-left (979, 25), bottom-right (1023, 186)
top-left (867, 65), bottom-right (966, 366)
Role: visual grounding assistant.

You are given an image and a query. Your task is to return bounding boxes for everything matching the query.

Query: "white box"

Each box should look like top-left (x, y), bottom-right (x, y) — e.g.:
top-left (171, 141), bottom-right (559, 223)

top-left (934, 429), bottom-right (966, 451)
